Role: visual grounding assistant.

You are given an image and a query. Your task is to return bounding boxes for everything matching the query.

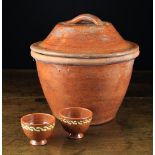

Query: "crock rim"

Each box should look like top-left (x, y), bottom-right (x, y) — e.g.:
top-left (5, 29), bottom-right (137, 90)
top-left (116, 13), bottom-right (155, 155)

top-left (30, 41), bottom-right (139, 59)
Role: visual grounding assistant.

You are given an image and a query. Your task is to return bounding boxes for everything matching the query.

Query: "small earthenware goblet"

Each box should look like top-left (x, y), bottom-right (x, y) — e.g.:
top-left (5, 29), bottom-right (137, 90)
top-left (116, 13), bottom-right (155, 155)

top-left (21, 113), bottom-right (55, 145)
top-left (58, 107), bottom-right (93, 139)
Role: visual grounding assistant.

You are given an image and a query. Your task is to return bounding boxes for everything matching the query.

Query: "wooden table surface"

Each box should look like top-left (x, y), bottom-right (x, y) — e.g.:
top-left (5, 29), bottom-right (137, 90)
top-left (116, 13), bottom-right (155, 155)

top-left (3, 70), bottom-right (152, 155)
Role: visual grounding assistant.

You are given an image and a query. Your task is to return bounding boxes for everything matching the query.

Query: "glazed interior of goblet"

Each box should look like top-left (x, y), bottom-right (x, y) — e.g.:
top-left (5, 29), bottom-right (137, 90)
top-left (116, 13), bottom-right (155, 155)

top-left (59, 107), bottom-right (93, 120)
top-left (21, 113), bottom-right (55, 125)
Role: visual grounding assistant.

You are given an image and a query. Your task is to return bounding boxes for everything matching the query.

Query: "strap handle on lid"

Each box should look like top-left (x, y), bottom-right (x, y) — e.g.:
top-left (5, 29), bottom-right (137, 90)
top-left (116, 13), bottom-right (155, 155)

top-left (66, 14), bottom-right (103, 26)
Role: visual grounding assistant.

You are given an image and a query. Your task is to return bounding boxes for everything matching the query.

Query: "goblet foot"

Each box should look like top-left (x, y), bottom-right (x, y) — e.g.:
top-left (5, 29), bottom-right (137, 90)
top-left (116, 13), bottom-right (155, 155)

top-left (68, 133), bottom-right (84, 140)
top-left (30, 139), bottom-right (47, 145)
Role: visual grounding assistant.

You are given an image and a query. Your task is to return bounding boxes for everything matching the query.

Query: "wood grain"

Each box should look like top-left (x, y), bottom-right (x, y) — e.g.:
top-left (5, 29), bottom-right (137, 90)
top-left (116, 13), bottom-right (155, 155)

top-left (2, 70), bottom-right (152, 155)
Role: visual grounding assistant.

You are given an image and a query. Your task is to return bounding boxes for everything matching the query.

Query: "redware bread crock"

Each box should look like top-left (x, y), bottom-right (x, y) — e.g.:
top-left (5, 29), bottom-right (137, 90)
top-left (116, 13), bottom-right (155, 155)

top-left (30, 14), bottom-right (140, 125)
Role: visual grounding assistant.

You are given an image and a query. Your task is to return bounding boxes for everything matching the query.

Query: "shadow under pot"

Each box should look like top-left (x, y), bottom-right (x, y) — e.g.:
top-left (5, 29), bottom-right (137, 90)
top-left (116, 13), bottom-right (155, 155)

top-left (30, 14), bottom-right (140, 125)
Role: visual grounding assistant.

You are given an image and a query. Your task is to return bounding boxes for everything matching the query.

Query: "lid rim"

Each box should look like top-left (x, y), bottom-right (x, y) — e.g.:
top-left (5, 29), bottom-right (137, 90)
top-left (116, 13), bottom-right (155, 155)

top-left (31, 41), bottom-right (139, 59)
top-left (31, 50), bottom-right (140, 66)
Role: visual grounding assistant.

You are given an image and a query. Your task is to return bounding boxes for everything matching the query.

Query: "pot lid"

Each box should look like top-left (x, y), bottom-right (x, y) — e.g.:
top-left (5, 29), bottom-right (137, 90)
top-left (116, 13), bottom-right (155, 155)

top-left (31, 14), bottom-right (139, 58)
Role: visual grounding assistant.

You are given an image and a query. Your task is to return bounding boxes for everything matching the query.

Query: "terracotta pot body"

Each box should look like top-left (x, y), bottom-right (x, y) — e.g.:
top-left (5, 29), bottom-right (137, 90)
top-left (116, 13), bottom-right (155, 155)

top-left (30, 14), bottom-right (140, 125)
top-left (36, 60), bottom-right (134, 125)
